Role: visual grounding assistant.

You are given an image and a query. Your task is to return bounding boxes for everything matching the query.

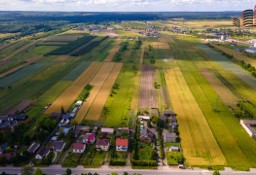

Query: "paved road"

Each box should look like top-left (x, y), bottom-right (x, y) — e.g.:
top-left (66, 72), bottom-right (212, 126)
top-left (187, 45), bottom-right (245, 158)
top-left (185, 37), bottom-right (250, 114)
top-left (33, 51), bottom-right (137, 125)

top-left (1, 165), bottom-right (256, 175)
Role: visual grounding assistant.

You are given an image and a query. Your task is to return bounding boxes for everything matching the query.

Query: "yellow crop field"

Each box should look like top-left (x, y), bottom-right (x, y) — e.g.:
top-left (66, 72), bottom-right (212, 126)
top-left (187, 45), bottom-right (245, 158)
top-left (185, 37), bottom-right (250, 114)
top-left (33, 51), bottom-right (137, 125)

top-left (45, 62), bottom-right (103, 114)
top-left (165, 64), bottom-right (226, 166)
top-left (85, 63), bottom-right (122, 121)
top-left (75, 62), bottom-right (117, 123)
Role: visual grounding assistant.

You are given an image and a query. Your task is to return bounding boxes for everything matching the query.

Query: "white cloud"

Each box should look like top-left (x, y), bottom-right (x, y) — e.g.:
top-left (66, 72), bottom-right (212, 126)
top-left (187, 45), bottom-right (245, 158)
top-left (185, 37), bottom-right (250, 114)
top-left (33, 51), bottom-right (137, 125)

top-left (0, 0), bottom-right (255, 11)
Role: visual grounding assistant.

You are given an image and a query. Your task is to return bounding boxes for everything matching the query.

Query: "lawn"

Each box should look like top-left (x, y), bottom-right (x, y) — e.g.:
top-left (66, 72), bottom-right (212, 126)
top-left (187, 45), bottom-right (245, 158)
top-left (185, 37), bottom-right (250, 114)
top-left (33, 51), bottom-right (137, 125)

top-left (138, 144), bottom-right (155, 161)
top-left (62, 152), bottom-right (82, 168)
top-left (80, 146), bottom-right (107, 168)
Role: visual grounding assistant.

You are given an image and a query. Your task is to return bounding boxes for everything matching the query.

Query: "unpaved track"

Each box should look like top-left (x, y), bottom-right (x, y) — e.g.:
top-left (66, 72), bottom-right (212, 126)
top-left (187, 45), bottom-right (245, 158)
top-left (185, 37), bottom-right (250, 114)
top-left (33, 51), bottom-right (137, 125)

top-left (45, 62), bottom-right (103, 114)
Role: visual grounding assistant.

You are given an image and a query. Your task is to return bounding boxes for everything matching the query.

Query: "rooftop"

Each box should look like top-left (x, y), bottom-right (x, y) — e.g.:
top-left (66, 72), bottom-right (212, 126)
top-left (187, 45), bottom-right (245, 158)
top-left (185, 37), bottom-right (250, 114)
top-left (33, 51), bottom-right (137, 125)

top-left (116, 138), bottom-right (128, 146)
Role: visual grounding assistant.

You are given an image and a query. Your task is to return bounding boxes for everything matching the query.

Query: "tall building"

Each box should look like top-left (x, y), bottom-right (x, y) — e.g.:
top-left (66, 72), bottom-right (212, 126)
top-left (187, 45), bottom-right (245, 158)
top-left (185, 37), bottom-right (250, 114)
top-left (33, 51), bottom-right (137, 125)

top-left (254, 5), bottom-right (256, 25)
top-left (232, 17), bottom-right (241, 27)
top-left (242, 9), bottom-right (253, 27)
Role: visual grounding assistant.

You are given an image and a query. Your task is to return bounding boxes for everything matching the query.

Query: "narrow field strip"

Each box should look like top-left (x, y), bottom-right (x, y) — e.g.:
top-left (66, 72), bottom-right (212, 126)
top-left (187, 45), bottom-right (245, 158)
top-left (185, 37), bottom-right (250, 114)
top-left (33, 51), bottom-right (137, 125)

top-left (0, 55), bottom-right (43, 78)
top-left (104, 40), bottom-right (121, 62)
top-left (45, 62), bottom-right (103, 114)
top-left (165, 64), bottom-right (226, 166)
top-left (75, 62), bottom-right (116, 123)
top-left (213, 44), bottom-right (256, 68)
top-left (85, 63), bottom-right (123, 121)
top-left (2, 40), bottom-right (39, 61)
top-left (200, 69), bottom-right (238, 107)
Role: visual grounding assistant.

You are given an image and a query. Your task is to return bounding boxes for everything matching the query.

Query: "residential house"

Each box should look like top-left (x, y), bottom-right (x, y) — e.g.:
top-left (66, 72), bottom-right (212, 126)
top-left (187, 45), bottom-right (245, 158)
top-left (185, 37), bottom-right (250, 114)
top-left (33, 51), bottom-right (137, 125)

top-left (72, 143), bottom-right (86, 153)
top-left (165, 132), bottom-right (177, 143)
top-left (51, 140), bottom-right (66, 152)
top-left (96, 139), bottom-right (110, 151)
top-left (8, 114), bottom-right (27, 121)
top-left (163, 110), bottom-right (176, 117)
top-left (82, 133), bottom-right (95, 144)
top-left (116, 127), bottom-right (129, 138)
top-left (240, 120), bottom-right (256, 137)
top-left (116, 138), bottom-right (128, 152)
top-left (139, 128), bottom-right (154, 143)
top-left (51, 112), bottom-right (62, 120)
top-left (74, 126), bottom-right (90, 137)
top-left (35, 148), bottom-right (50, 160)
top-left (101, 127), bottom-right (114, 135)
top-left (137, 115), bottom-right (150, 121)
top-left (27, 142), bottom-right (40, 154)
top-left (170, 146), bottom-right (179, 152)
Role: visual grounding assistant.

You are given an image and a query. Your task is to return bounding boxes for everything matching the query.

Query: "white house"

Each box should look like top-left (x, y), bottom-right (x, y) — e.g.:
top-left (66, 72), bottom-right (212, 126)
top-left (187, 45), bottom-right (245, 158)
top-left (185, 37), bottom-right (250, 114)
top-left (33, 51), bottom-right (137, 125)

top-left (240, 120), bottom-right (256, 137)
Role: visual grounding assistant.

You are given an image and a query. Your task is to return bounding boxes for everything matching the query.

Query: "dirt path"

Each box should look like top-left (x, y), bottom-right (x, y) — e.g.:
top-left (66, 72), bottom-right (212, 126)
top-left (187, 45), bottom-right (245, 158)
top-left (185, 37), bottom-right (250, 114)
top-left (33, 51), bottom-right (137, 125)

top-left (45, 62), bottom-right (103, 114)
top-left (104, 40), bottom-right (121, 62)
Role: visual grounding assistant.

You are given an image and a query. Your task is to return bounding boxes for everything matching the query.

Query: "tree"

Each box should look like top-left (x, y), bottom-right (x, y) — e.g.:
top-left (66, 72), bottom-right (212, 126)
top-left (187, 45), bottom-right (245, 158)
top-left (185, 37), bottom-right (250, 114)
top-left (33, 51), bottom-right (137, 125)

top-left (66, 168), bottom-right (72, 175)
top-left (33, 168), bottom-right (43, 175)
top-left (21, 165), bottom-right (33, 175)
top-left (213, 171), bottom-right (220, 175)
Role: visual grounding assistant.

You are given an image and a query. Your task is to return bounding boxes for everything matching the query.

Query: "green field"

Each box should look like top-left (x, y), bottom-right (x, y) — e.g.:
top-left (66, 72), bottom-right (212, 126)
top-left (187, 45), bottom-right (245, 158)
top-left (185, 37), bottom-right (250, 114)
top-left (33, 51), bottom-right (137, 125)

top-left (168, 36), bottom-right (256, 170)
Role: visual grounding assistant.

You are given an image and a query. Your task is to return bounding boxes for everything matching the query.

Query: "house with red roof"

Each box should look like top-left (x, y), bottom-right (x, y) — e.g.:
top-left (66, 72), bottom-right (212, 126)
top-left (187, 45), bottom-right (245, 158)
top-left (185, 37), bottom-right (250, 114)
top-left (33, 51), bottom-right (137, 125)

top-left (82, 133), bottom-right (95, 144)
top-left (72, 143), bottom-right (86, 153)
top-left (116, 138), bottom-right (128, 152)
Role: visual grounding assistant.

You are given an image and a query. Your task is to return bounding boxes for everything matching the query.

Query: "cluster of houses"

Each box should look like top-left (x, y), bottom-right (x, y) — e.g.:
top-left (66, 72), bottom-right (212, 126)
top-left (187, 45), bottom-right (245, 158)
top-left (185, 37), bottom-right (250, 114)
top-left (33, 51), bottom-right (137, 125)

top-left (138, 110), bottom-right (179, 144)
top-left (0, 114), bottom-right (28, 130)
top-left (27, 125), bottom-right (131, 161)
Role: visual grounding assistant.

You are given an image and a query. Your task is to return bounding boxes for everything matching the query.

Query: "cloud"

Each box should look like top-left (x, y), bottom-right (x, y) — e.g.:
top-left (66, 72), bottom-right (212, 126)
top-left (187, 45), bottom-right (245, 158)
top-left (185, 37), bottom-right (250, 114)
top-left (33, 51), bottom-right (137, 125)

top-left (0, 0), bottom-right (255, 11)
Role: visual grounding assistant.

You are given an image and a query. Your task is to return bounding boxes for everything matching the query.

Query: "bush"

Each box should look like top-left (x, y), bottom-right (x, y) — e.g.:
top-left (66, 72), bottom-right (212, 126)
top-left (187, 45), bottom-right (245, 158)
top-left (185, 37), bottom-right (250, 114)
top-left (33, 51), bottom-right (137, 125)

top-left (131, 159), bottom-right (157, 166)
top-left (109, 159), bottom-right (126, 166)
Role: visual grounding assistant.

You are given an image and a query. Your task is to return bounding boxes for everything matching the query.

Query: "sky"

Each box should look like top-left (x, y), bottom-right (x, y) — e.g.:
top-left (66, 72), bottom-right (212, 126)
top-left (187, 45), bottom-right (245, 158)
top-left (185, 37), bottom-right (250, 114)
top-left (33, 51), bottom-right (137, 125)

top-left (0, 0), bottom-right (255, 12)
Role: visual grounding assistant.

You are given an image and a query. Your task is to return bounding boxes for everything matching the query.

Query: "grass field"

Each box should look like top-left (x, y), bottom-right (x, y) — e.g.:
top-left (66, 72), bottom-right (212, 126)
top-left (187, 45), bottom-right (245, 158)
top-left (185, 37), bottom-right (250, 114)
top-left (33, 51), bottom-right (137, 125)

top-left (104, 64), bottom-right (136, 127)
